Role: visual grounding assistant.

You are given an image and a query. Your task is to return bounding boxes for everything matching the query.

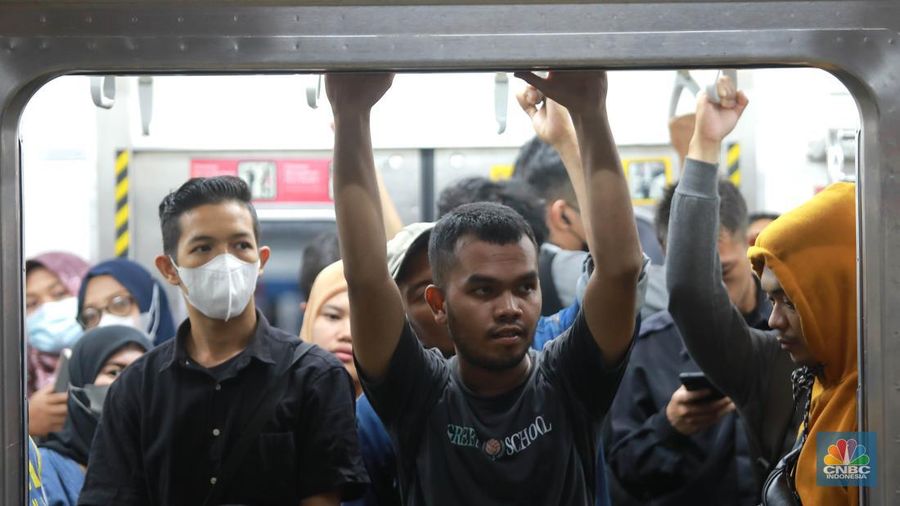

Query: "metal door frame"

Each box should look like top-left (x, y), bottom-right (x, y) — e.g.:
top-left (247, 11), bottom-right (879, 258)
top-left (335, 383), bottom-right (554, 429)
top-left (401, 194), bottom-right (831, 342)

top-left (1, 1), bottom-right (896, 503)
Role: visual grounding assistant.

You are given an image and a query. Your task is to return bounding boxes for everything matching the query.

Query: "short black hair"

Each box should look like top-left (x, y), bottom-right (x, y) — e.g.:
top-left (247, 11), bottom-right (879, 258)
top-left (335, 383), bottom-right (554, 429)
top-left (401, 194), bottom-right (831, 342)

top-left (513, 136), bottom-right (577, 207)
top-left (158, 176), bottom-right (260, 258)
top-left (749, 211), bottom-right (780, 223)
top-left (437, 177), bottom-right (548, 245)
top-left (429, 202), bottom-right (538, 287)
top-left (655, 179), bottom-right (748, 248)
top-left (298, 231), bottom-right (341, 300)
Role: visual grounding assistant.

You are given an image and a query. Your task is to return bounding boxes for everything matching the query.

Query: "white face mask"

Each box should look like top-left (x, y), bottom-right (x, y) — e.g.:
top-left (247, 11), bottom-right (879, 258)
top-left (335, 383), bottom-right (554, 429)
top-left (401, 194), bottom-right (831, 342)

top-left (172, 253), bottom-right (260, 321)
top-left (97, 313), bottom-right (142, 329)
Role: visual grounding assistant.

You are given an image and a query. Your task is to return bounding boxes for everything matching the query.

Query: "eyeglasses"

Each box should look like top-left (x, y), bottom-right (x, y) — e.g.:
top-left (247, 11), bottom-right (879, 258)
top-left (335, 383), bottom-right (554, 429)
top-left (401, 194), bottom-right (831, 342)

top-left (78, 294), bottom-right (137, 329)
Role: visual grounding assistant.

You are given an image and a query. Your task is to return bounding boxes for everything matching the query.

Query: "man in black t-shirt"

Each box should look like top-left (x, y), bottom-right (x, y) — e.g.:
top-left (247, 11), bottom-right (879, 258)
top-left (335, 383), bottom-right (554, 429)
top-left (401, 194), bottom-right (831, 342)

top-left (327, 71), bottom-right (642, 505)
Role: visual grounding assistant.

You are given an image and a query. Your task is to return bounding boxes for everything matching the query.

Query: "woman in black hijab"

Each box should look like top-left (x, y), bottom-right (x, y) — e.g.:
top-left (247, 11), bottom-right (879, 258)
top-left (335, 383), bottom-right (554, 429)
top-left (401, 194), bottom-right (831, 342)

top-left (38, 325), bottom-right (151, 506)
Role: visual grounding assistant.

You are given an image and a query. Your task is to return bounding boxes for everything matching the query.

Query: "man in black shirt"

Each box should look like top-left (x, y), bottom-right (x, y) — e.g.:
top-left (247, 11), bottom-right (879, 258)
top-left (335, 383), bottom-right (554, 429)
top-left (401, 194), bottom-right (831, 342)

top-left (327, 71), bottom-right (642, 505)
top-left (79, 176), bottom-right (367, 506)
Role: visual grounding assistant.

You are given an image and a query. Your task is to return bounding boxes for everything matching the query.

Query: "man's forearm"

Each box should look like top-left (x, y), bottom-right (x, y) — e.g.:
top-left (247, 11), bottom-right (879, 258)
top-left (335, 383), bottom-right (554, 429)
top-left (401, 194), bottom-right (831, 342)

top-left (572, 112), bottom-right (642, 279)
top-left (571, 109), bottom-right (641, 365)
top-left (688, 137), bottom-right (721, 165)
top-left (329, 83), bottom-right (406, 380)
top-left (333, 111), bottom-right (389, 285)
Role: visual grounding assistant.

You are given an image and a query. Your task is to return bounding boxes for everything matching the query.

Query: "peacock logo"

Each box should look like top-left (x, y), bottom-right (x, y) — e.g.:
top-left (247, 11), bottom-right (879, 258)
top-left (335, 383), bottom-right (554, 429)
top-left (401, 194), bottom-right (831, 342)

top-left (824, 438), bottom-right (870, 467)
top-left (817, 432), bottom-right (876, 487)
top-left (821, 438), bottom-right (872, 482)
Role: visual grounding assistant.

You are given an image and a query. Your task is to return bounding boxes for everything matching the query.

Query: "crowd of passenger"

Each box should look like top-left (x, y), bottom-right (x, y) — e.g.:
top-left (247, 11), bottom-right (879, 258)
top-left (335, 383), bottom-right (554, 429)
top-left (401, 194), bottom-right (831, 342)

top-left (23, 71), bottom-right (859, 506)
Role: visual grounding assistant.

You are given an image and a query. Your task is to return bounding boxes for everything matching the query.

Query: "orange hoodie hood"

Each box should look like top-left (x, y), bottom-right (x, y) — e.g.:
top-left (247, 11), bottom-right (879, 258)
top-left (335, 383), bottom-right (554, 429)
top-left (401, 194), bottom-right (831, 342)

top-left (748, 182), bottom-right (858, 506)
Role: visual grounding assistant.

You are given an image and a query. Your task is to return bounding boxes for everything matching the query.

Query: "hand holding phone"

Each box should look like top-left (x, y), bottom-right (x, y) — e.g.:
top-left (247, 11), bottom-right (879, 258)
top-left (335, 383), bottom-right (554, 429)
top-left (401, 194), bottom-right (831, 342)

top-left (53, 348), bottom-right (72, 393)
top-left (27, 384), bottom-right (68, 437)
top-left (678, 371), bottom-right (725, 401)
top-left (666, 372), bottom-right (734, 436)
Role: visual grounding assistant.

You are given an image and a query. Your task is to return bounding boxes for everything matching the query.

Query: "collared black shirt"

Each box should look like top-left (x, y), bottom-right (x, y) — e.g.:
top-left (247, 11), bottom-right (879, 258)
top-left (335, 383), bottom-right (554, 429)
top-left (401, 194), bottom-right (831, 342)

top-left (79, 311), bottom-right (368, 506)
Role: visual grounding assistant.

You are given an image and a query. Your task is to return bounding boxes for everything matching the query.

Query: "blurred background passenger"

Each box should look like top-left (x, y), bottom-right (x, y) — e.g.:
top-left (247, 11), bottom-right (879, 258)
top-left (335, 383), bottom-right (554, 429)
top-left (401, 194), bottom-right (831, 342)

top-left (437, 177), bottom-right (549, 246)
top-left (299, 261), bottom-right (359, 396)
top-left (38, 325), bottom-right (152, 506)
top-left (76, 259), bottom-right (176, 346)
top-left (746, 211), bottom-right (780, 247)
top-left (26, 251), bottom-right (91, 437)
top-left (511, 140), bottom-right (593, 316)
top-left (298, 231), bottom-right (341, 314)
top-left (512, 91), bottom-right (667, 319)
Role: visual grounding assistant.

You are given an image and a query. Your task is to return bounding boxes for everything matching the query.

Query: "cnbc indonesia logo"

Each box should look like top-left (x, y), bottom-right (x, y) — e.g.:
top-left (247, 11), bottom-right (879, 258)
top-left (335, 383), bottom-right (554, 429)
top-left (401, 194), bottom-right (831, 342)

top-left (823, 439), bottom-right (870, 478)
top-left (818, 433), bottom-right (876, 487)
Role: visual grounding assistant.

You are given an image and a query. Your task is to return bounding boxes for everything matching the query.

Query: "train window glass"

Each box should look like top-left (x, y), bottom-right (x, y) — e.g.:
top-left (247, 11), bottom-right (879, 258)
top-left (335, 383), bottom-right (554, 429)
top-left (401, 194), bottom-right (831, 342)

top-left (19, 67), bottom-right (858, 461)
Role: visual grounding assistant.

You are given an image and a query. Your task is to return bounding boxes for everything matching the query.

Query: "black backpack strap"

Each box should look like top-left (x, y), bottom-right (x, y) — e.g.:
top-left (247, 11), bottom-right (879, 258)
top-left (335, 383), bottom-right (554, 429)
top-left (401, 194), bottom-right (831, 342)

top-left (202, 341), bottom-right (314, 506)
top-left (539, 246), bottom-right (564, 315)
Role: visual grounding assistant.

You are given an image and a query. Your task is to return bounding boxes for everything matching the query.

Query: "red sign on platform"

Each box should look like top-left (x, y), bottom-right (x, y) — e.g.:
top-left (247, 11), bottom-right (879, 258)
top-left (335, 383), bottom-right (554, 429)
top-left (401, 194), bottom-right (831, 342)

top-left (190, 158), bottom-right (333, 203)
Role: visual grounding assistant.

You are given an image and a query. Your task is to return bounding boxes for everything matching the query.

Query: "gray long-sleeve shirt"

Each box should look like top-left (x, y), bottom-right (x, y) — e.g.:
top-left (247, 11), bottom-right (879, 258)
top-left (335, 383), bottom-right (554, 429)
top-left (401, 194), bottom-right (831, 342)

top-left (665, 158), bottom-right (799, 481)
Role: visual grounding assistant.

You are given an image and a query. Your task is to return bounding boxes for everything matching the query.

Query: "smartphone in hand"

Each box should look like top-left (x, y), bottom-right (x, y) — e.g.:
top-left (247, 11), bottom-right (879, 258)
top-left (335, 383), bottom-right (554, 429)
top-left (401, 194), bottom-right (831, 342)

top-left (53, 348), bottom-right (72, 393)
top-left (678, 371), bottom-right (726, 402)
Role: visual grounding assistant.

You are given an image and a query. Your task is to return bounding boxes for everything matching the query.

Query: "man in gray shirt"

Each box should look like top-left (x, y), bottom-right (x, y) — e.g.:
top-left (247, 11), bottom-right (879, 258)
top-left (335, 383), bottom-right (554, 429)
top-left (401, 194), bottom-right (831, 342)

top-left (665, 76), bottom-right (799, 484)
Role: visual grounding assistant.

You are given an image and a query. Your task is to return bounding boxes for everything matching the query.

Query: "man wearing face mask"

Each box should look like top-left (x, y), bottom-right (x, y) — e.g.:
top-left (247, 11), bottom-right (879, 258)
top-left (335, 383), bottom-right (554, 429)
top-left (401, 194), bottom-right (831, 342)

top-left (79, 176), bottom-right (368, 506)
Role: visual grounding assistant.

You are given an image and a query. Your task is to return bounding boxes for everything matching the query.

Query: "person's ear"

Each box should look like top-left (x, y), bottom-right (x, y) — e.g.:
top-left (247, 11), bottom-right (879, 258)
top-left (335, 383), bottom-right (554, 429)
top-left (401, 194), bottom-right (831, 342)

top-left (548, 199), bottom-right (570, 231)
top-left (424, 285), bottom-right (448, 325)
top-left (258, 246), bottom-right (271, 274)
top-left (155, 255), bottom-right (181, 287)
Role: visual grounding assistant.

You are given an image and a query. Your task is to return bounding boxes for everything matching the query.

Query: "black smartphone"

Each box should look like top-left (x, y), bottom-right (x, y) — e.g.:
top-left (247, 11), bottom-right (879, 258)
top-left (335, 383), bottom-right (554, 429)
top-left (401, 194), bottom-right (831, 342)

top-left (678, 371), bottom-right (725, 402)
top-left (53, 348), bottom-right (72, 393)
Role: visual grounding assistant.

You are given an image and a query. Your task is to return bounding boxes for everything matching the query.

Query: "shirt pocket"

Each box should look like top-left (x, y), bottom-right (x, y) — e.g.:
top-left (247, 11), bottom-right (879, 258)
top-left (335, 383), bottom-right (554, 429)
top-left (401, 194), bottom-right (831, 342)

top-left (254, 431), bottom-right (300, 504)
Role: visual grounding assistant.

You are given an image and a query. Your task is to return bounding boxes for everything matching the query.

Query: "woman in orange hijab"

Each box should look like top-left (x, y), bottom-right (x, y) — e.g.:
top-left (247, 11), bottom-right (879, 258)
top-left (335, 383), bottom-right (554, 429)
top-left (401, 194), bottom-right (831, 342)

top-left (299, 261), bottom-right (361, 397)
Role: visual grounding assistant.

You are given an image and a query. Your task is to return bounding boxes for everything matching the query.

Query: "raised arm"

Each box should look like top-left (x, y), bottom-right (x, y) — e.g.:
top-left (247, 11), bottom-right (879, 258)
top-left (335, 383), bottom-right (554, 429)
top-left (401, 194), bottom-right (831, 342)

top-left (517, 71), bottom-right (642, 365)
top-left (666, 77), bottom-right (765, 403)
top-left (516, 86), bottom-right (592, 246)
top-left (326, 73), bottom-right (406, 381)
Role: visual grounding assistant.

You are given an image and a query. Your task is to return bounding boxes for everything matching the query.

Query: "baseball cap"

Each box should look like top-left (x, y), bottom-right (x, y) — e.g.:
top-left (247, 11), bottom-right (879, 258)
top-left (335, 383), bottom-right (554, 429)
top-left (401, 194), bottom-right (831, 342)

top-left (386, 222), bottom-right (435, 281)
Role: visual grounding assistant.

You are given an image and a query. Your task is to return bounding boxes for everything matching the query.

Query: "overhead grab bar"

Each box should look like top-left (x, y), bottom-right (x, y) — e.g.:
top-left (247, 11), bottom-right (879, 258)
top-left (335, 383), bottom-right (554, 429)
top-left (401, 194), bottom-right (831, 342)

top-left (90, 75), bottom-right (116, 109)
top-left (494, 72), bottom-right (509, 134)
top-left (138, 76), bottom-right (153, 135)
top-left (705, 69), bottom-right (738, 104)
top-left (669, 69), bottom-right (738, 117)
top-left (668, 70), bottom-right (700, 118)
top-left (307, 75), bottom-right (323, 109)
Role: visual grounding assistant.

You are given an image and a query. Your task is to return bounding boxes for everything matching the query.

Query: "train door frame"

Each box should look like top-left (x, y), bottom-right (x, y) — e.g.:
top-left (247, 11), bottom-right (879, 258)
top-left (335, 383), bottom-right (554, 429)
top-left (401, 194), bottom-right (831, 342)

top-left (0, 1), bottom-right (896, 503)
